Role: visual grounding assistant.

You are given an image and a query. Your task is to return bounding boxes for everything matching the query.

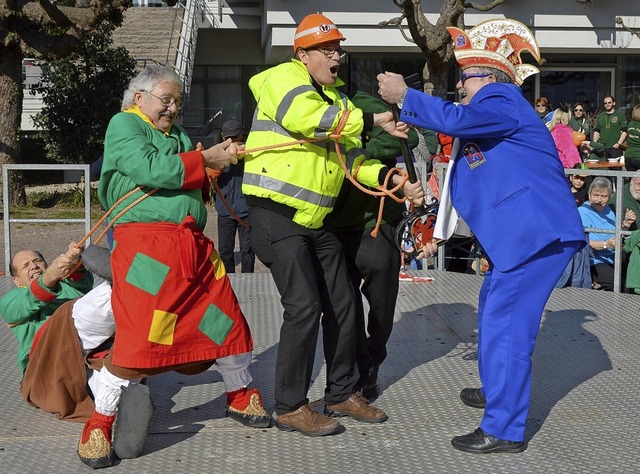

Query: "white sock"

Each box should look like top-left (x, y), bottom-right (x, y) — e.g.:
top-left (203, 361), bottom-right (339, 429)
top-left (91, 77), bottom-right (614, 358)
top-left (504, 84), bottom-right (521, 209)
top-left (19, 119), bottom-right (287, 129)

top-left (215, 352), bottom-right (253, 393)
top-left (93, 366), bottom-right (140, 416)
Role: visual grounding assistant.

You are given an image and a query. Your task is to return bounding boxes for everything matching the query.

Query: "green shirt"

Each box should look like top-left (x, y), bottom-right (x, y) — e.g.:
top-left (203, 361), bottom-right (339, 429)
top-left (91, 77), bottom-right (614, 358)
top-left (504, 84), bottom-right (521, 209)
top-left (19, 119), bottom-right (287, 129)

top-left (0, 272), bottom-right (93, 372)
top-left (595, 110), bottom-right (628, 148)
top-left (625, 120), bottom-right (640, 160)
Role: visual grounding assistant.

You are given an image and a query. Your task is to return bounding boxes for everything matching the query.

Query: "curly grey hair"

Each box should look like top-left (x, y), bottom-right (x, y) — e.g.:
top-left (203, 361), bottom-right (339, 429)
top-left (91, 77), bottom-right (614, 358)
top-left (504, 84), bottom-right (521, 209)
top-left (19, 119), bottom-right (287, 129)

top-left (121, 65), bottom-right (183, 111)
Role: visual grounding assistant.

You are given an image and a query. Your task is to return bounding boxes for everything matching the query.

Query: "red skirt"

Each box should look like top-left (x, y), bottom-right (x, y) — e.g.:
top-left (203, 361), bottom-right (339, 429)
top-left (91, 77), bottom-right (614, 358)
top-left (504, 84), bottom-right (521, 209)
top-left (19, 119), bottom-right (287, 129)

top-left (110, 216), bottom-right (253, 368)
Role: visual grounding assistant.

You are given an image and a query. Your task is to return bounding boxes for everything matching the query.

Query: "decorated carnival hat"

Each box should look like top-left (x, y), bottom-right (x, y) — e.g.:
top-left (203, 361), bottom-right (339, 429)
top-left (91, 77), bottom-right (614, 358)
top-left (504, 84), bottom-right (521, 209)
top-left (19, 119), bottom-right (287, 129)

top-left (447, 19), bottom-right (542, 85)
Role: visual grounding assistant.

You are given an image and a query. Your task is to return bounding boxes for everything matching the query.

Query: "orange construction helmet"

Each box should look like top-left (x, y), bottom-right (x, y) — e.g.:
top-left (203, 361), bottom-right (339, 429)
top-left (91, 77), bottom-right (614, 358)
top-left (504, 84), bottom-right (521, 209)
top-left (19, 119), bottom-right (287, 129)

top-left (293, 13), bottom-right (346, 53)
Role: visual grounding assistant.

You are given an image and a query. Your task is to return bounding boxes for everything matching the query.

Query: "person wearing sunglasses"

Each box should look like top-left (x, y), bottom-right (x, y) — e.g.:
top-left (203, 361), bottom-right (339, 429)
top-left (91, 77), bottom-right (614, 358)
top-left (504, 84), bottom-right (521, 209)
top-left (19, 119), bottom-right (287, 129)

top-left (378, 18), bottom-right (585, 454)
top-left (569, 101), bottom-right (592, 142)
top-left (590, 96), bottom-right (628, 161)
top-left (534, 96), bottom-right (550, 120)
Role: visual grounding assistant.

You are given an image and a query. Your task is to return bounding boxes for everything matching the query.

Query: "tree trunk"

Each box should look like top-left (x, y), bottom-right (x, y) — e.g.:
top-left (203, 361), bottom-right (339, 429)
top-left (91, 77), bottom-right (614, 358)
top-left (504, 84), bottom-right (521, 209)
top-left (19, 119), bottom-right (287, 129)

top-left (0, 45), bottom-right (27, 206)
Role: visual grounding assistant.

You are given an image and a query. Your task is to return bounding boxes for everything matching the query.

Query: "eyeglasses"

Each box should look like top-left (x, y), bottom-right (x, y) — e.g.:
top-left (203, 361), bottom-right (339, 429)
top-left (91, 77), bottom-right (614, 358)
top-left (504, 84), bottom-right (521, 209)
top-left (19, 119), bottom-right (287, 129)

top-left (574, 108), bottom-right (584, 112)
top-left (308, 47), bottom-right (346, 59)
top-left (141, 90), bottom-right (181, 109)
top-left (460, 72), bottom-right (492, 85)
top-left (536, 103), bottom-right (547, 107)
top-left (604, 101), bottom-right (614, 105)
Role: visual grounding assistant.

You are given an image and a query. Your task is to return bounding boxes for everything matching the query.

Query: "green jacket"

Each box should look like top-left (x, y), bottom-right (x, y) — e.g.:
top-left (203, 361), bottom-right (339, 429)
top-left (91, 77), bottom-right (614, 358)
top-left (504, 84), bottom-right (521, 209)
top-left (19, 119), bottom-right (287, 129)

top-left (98, 110), bottom-right (208, 229)
top-left (0, 272), bottom-right (93, 372)
top-left (243, 59), bottom-right (385, 229)
top-left (623, 230), bottom-right (640, 294)
top-left (570, 117), bottom-right (592, 140)
top-left (626, 120), bottom-right (640, 160)
top-left (325, 91), bottom-right (419, 232)
top-left (610, 183), bottom-right (639, 231)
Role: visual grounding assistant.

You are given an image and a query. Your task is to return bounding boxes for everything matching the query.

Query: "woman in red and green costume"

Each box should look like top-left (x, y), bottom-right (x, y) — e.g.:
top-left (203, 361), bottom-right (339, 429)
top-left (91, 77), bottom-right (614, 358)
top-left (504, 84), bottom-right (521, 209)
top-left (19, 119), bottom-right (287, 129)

top-left (79, 66), bottom-right (269, 469)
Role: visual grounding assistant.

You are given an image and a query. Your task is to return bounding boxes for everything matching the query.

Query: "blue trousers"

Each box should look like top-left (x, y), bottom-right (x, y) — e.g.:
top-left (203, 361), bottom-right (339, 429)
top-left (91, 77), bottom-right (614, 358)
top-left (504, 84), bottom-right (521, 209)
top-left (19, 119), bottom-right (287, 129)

top-left (477, 240), bottom-right (582, 441)
top-left (217, 215), bottom-right (255, 273)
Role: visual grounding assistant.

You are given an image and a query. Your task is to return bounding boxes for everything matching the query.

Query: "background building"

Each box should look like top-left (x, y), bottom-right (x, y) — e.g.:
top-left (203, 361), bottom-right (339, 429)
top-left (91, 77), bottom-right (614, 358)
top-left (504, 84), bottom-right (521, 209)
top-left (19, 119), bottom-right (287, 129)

top-left (21, 1), bottom-right (640, 145)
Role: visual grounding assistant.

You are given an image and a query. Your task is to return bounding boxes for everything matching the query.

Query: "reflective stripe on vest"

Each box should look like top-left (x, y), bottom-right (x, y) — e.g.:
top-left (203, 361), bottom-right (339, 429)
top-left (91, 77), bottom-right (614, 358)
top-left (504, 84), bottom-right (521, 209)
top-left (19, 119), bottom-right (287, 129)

top-left (243, 172), bottom-right (337, 208)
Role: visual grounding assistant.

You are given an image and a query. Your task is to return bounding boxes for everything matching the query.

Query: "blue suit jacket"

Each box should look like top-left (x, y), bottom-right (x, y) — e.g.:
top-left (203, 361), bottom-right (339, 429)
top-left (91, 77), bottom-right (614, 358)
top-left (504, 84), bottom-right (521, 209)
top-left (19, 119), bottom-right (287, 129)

top-left (401, 83), bottom-right (585, 272)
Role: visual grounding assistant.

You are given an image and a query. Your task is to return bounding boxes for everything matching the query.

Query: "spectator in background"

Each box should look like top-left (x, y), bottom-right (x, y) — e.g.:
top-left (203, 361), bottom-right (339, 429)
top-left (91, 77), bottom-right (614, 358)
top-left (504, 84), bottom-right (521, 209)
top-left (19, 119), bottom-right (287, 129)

top-left (569, 173), bottom-right (589, 206)
top-left (556, 173), bottom-right (592, 288)
top-left (610, 175), bottom-right (640, 232)
top-left (578, 177), bottom-right (635, 290)
top-left (547, 107), bottom-right (582, 168)
top-left (90, 155), bottom-right (104, 182)
top-left (610, 175), bottom-right (640, 293)
top-left (210, 120), bottom-right (255, 273)
top-left (411, 126), bottom-right (438, 166)
top-left (570, 102), bottom-right (592, 141)
top-left (623, 105), bottom-right (640, 172)
top-left (589, 96), bottom-right (628, 161)
top-left (534, 96), bottom-right (550, 120)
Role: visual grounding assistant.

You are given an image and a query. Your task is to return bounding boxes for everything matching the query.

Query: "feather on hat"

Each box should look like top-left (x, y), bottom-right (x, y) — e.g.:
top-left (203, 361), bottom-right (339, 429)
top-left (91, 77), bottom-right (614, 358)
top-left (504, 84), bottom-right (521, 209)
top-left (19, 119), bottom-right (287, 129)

top-left (447, 19), bottom-right (542, 86)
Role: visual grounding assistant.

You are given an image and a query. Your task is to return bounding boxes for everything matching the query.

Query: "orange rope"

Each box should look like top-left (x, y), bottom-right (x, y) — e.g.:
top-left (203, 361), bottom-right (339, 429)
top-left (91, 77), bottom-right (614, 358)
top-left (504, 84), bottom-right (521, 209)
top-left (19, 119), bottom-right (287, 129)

top-left (211, 178), bottom-right (249, 228)
top-left (69, 108), bottom-right (409, 274)
top-left (234, 109), bottom-right (411, 236)
top-left (67, 185), bottom-right (158, 275)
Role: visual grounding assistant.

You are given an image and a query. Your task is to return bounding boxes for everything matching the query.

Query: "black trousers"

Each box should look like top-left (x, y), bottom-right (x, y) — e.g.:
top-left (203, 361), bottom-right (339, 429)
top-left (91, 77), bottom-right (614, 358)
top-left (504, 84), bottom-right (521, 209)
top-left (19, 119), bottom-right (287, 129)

top-left (592, 262), bottom-right (615, 291)
top-left (335, 223), bottom-right (400, 386)
top-left (248, 206), bottom-right (358, 414)
top-left (217, 215), bottom-right (255, 273)
top-left (624, 157), bottom-right (640, 173)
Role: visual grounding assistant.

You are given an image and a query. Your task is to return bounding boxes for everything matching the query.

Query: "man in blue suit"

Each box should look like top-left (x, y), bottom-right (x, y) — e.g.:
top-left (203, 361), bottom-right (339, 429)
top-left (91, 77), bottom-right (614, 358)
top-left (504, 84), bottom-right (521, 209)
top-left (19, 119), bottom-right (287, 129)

top-left (378, 19), bottom-right (586, 453)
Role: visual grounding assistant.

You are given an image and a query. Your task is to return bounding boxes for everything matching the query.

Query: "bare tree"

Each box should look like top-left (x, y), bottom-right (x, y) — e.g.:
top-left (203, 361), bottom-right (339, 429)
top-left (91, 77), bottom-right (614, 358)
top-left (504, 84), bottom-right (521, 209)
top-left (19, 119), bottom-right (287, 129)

top-left (616, 16), bottom-right (640, 39)
top-left (379, 0), bottom-right (509, 98)
top-left (0, 0), bottom-right (131, 206)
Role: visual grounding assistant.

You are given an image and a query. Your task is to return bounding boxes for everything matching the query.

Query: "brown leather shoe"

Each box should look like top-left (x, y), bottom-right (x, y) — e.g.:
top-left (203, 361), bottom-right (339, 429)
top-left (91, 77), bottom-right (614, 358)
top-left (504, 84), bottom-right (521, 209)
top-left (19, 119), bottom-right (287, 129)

top-left (275, 404), bottom-right (342, 437)
top-left (326, 391), bottom-right (388, 423)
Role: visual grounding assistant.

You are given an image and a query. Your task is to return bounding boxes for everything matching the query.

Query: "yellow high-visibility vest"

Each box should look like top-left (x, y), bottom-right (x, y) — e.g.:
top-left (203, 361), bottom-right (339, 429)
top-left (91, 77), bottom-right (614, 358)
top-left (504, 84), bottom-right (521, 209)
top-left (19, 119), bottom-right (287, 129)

top-left (243, 59), bottom-right (384, 229)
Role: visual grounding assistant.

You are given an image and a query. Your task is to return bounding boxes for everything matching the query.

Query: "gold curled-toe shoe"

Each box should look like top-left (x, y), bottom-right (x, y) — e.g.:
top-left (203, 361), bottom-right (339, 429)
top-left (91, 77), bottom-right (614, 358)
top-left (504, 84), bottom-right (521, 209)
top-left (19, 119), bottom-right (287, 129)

top-left (226, 388), bottom-right (272, 428)
top-left (77, 414), bottom-right (116, 469)
top-left (326, 391), bottom-right (389, 423)
top-left (275, 404), bottom-right (342, 437)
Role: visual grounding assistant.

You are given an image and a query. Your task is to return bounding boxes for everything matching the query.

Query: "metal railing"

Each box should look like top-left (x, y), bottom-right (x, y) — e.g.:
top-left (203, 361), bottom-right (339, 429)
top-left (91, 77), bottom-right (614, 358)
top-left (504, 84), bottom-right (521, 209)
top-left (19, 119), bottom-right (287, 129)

top-left (2, 164), bottom-right (92, 274)
top-left (430, 164), bottom-right (637, 293)
top-left (165, 0), bottom-right (210, 102)
top-left (566, 167), bottom-right (636, 293)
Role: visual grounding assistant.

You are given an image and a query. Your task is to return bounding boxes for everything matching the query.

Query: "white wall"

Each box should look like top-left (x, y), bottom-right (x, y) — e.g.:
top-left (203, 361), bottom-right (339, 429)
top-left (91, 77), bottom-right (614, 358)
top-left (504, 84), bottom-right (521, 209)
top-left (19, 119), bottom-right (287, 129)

top-left (203, 0), bottom-right (640, 65)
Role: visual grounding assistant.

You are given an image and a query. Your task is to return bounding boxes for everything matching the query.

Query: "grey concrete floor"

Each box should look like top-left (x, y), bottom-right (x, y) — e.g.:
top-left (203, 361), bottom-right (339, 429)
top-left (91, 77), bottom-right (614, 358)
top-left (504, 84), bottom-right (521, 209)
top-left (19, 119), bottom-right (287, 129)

top-left (1, 209), bottom-right (638, 473)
